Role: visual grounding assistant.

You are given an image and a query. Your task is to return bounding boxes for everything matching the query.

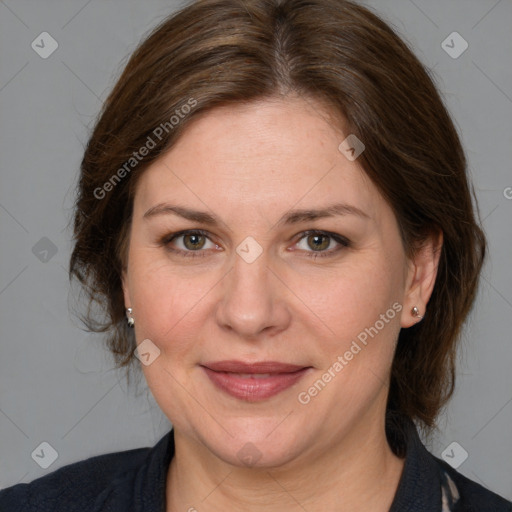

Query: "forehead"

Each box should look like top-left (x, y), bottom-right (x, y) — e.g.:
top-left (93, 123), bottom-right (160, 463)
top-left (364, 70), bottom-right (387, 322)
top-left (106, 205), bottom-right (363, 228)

top-left (133, 97), bottom-right (383, 224)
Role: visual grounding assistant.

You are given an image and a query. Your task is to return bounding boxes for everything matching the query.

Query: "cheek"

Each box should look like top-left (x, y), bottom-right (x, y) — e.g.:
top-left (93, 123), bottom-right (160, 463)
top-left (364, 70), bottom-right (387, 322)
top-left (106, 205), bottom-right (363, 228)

top-left (301, 269), bottom-right (404, 406)
top-left (300, 258), bottom-right (403, 341)
top-left (299, 265), bottom-right (404, 398)
top-left (127, 253), bottom-right (217, 356)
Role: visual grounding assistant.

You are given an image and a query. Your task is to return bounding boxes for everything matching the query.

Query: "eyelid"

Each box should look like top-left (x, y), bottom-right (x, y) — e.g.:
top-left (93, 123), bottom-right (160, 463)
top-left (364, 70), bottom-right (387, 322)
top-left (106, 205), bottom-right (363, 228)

top-left (292, 229), bottom-right (350, 246)
top-left (161, 229), bottom-right (350, 258)
top-left (161, 229), bottom-right (219, 257)
top-left (290, 230), bottom-right (350, 259)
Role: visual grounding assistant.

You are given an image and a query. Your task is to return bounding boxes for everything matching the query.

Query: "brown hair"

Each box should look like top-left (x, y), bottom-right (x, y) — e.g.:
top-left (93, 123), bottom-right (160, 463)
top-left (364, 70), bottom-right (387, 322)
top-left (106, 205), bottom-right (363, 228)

top-left (69, 0), bottom-right (486, 430)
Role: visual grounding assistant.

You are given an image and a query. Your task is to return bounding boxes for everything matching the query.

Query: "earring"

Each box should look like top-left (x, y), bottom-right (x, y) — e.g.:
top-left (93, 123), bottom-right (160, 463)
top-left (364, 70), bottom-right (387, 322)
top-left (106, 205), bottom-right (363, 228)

top-left (411, 306), bottom-right (423, 320)
top-left (126, 307), bottom-right (135, 327)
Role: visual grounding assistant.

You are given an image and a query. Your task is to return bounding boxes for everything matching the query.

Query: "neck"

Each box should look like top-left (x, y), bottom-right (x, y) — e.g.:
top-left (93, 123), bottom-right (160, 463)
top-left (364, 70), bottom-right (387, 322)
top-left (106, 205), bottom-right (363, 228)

top-left (166, 408), bottom-right (405, 512)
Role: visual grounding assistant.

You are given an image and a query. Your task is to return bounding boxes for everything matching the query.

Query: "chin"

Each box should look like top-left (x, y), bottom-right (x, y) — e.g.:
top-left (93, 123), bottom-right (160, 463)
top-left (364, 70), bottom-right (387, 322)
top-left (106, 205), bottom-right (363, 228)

top-left (192, 415), bottom-right (310, 469)
top-left (214, 437), bottom-right (302, 469)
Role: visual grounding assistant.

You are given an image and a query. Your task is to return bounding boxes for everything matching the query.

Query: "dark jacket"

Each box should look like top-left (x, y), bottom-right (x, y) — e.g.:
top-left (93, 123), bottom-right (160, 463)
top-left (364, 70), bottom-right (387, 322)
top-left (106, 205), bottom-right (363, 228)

top-left (0, 419), bottom-right (510, 511)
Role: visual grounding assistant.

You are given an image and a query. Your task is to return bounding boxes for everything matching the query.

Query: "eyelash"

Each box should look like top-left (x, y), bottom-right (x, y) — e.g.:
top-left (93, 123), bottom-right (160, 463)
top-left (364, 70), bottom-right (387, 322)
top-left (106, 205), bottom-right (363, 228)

top-left (160, 229), bottom-right (350, 260)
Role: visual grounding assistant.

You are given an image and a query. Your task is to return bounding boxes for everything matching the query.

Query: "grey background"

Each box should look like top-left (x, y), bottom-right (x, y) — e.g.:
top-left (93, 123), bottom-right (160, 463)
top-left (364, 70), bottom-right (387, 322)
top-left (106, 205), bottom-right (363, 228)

top-left (1, 0), bottom-right (511, 501)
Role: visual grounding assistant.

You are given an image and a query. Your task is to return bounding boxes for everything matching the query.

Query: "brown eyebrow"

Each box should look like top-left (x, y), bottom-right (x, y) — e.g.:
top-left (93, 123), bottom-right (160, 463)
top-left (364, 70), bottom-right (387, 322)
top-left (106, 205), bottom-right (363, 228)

top-left (143, 202), bottom-right (370, 225)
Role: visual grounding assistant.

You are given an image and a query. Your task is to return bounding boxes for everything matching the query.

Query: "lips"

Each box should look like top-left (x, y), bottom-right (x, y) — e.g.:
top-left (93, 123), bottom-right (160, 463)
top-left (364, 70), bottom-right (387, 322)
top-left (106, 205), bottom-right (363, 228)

top-left (201, 360), bottom-right (311, 401)
top-left (202, 360), bottom-right (306, 373)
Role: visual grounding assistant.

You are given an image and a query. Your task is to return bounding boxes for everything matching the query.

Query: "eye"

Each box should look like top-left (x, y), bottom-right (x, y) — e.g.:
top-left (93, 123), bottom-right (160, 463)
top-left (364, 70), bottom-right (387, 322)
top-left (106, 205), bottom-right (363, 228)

top-left (293, 230), bottom-right (349, 259)
top-left (162, 229), bottom-right (220, 258)
top-left (160, 229), bottom-right (349, 259)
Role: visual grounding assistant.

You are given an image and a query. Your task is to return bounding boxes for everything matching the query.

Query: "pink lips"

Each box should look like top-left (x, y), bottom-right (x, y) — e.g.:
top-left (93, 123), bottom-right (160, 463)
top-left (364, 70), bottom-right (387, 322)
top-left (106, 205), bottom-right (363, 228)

top-left (201, 360), bottom-right (311, 401)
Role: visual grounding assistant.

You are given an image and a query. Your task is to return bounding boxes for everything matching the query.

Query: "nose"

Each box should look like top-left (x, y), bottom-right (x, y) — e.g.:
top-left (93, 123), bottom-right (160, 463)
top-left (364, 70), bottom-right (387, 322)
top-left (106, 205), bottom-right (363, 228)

top-left (215, 246), bottom-right (291, 340)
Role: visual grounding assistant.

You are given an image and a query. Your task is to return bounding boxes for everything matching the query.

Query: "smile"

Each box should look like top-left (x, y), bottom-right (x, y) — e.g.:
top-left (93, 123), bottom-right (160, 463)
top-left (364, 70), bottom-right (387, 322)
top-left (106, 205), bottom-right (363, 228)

top-left (201, 361), bottom-right (312, 401)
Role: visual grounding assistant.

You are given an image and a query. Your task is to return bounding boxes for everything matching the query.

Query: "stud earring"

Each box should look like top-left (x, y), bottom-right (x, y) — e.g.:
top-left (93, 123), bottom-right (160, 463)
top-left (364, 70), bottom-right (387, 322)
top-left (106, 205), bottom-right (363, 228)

top-left (411, 306), bottom-right (423, 320)
top-left (126, 307), bottom-right (135, 327)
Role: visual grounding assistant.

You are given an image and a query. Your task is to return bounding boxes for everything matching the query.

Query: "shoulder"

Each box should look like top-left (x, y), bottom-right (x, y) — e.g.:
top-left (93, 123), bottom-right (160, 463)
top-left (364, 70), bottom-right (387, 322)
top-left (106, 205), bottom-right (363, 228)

top-left (434, 456), bottom-right (512, 512)
top-left (0, 445), bottom-right (151, 512)
top-left (387, 414), bottom-right (511, 511)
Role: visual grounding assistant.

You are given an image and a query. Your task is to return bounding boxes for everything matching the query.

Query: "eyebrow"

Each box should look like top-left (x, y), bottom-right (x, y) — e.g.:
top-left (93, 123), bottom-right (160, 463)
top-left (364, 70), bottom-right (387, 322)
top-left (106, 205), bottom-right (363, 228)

top-left (143, 202), bottom-right (370, 226)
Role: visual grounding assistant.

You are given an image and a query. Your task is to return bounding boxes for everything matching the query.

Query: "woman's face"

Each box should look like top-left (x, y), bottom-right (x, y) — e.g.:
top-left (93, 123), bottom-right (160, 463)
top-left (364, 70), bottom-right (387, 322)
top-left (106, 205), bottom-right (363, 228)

top-left (122, 95), bottom-right (429, 468)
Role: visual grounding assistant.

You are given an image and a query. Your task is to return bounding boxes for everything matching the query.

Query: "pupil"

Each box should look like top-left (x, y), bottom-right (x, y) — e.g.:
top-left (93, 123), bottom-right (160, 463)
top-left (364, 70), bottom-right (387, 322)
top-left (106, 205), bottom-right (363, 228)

top-left (186, 234), bottom-right (203, 249)
top-left (310, 235), bottom-right (327, 251)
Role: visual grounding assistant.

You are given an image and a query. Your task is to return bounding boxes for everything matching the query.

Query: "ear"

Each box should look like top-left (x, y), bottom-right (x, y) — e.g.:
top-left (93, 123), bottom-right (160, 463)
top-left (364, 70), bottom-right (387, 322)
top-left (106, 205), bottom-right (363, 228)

top-left (401, 229), bottom-right (443, 328)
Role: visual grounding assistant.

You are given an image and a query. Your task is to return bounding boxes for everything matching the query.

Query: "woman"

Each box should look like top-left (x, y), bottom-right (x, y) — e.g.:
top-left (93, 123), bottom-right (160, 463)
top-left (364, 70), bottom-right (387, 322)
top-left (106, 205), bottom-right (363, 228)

top-left (1, 0), bottom-right (510, 510)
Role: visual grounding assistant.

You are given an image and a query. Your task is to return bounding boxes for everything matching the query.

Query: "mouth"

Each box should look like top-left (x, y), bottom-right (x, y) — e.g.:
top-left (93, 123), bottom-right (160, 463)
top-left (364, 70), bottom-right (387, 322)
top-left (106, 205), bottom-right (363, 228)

top-left (200, 360), bottom-right (312, 401)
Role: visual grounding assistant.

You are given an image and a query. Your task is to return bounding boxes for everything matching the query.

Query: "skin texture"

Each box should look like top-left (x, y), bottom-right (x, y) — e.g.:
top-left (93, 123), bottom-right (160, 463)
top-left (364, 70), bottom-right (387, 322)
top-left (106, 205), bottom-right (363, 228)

top-left (122, 95), bottom-right (442, 511)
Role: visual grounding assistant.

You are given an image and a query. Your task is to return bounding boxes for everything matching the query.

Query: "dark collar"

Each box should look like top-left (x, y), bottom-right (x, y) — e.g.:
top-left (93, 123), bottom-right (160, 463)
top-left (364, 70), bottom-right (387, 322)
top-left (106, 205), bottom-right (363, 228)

top-left (128, 419), bottom-right (441, 511)
top-left (388, 418), bottom-right (442, 511)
